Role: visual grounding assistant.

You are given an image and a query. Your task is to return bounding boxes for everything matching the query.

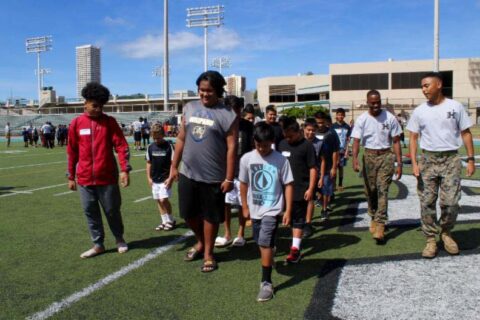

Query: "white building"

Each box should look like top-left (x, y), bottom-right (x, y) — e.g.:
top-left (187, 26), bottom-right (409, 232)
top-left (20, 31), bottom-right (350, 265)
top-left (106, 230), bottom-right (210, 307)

top-left (76, 45), bottom-right (101, 97)
top-left (225, 74), bottom-right (246, 97)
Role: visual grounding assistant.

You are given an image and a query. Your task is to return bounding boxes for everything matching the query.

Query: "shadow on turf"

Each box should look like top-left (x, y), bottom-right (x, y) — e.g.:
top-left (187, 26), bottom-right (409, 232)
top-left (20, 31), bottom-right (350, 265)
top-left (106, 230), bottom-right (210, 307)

top-left (127, 234), bottom-right (185, 250)
top-left (0, 185), bottom-right (27, 195)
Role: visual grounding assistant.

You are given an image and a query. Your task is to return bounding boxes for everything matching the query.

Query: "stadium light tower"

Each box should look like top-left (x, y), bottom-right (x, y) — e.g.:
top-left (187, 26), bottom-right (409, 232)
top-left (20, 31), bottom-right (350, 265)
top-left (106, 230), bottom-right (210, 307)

top-left (152, 65), bottom-right (170, 96)
top-left (433, 0), bottom-right (439, 72)
top-left (186, 5), bottom-right (224, 72)
top-left (163, 0), bottom-right (169, 110)
top-left (26, 36), bottom-right (53, 106)
top-left (211, 56), bottom-right (231, 75)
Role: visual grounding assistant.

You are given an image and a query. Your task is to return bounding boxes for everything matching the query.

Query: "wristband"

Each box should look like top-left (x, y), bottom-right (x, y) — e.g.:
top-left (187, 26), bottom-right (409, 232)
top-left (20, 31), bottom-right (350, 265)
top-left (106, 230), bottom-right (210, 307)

top-left (225, 179), bottom-right (234, 183)
top-left (466, 156), bottom-right (475, 162)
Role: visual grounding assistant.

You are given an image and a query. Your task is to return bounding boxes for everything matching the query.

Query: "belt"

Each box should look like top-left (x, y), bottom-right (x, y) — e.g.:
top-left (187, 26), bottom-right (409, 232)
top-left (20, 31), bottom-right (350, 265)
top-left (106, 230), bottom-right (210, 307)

top-left (422, 149), bottom-right (458, 157)
top-left (365, 148), bottom-right (391, 155)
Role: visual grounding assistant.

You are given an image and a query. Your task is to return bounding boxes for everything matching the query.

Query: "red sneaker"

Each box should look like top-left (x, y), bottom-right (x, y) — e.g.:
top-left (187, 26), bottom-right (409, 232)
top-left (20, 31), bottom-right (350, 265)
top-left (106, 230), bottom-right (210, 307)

top-left (285, 247), bottom-right (301, 264)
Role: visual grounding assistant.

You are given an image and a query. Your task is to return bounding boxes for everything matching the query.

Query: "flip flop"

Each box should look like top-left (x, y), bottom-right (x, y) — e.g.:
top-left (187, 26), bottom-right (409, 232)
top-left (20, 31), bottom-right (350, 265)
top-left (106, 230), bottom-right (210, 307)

top-left (214, 236), bottom-right (232, 248)
top-left (184, 247), bottom-right (203, 261)
top-left (201, 260), bottom-right (218, 273)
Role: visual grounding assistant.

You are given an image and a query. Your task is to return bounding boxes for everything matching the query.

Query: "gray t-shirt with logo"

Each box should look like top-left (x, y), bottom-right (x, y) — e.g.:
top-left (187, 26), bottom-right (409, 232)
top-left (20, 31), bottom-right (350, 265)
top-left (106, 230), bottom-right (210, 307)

top-left (239, 150), bottom-right (294, 219)
top-left (406, 98), bottom-right (472, 151)
top-left (180, 100), bottom-right (237, 183)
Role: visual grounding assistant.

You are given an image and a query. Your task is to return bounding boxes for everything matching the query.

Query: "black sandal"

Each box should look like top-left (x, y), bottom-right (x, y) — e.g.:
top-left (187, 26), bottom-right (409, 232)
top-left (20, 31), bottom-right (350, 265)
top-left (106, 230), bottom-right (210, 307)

top-left (201, 260), bottom-right (218, 273)
top-left (184, 247), bottom-right (203, 261)
top-left (163, 221), bottom-right (176, 231)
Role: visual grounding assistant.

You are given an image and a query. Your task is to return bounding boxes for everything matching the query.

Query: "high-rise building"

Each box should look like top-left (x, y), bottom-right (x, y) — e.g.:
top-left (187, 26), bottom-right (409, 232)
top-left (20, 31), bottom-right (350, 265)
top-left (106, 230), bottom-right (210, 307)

top-left (76, 45), bottom-right (101, 97)
top-left (225, 74), bottom-right (246, 97)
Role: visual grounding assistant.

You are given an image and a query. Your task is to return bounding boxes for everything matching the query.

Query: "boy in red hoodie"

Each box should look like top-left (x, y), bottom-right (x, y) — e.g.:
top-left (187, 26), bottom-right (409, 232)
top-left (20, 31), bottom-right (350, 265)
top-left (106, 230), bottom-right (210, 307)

top-left (67, 82), bottom-right (131, 258)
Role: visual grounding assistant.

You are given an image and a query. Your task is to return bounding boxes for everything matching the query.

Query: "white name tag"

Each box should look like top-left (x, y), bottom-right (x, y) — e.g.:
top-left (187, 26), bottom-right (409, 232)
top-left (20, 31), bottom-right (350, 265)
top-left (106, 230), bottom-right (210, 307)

top-left (80, 128), bottom-right (91, 135)
top-left (282, 151), bottom-right (291, 157)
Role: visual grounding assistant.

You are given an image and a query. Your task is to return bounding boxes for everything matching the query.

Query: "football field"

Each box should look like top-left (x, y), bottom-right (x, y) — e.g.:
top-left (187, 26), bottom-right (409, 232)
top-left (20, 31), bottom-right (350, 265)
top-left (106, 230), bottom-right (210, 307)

top-left (1, 141), bottom-right (480, 320)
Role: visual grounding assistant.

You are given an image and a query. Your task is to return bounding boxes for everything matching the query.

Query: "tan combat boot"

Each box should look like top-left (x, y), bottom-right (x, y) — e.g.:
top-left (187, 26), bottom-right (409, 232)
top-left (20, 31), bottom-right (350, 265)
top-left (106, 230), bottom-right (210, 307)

top-left (441, 232), bottom-right (459, 255)
top-left (422, 236), bottom-right (437, 258)
top-left (373, 223), bottom-right (385, 242)
top-left (369, 220), bottom-right (377, 234)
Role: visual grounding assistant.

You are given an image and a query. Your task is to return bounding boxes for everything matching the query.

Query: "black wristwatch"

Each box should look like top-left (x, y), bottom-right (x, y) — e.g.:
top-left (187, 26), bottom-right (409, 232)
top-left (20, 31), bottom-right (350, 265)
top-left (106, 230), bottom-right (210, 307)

top-left (466, 156), bottom-right (475, 162)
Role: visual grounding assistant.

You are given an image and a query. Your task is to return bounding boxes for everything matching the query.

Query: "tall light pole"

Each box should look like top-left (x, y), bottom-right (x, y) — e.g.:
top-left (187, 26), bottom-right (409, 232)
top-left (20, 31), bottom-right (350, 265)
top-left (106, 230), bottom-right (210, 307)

top-left (163, 0), bottom-right (169, 110)
top-left (186, 5), bottom-right (224, 72)
top-left (433, 0), bottom-right (439, 72)
top-left (211, 56), bottom-right (231, 75)
top-left (36, 68), bottom-right (52, 88)
top-left (26, 36), bottom-right (52, 106)
top-left (153, 66), bottom-right (170, 96)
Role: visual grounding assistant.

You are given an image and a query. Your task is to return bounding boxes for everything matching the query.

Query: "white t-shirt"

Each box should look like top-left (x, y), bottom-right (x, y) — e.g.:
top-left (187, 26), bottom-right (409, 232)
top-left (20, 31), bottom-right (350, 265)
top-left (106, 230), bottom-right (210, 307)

top-left (406, 98), bottom-right (472, 151)
top-left (351, 109), bottom-right (402, 149)
top-left (5, 125), bottom-right (10, 134)
top-left (132, 121), bottom-right (142, 132)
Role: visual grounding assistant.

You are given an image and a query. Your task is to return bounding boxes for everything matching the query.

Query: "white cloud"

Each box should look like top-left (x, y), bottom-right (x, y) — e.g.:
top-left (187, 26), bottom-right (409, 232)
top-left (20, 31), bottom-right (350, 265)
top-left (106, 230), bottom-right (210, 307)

top-left (118, 28), bottom-right (242, 59)
top-left (104, 16), bottom-right (131, 27)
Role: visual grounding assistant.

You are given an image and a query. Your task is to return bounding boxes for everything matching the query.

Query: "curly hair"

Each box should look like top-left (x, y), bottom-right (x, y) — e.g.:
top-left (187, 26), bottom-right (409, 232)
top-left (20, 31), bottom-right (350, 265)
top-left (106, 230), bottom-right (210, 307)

top-left (81, 82), bottom-right (110, 105)
top-left (196, 71), bottom-right (226, 97)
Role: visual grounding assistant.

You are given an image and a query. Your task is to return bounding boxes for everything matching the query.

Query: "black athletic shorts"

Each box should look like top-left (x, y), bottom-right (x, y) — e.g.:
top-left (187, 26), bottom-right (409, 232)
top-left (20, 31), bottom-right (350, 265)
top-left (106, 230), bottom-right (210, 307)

top-left (134, 132), bottom-right (142, 142)
top-left (178, 174), bottom-right (225, 224)
top-left (291, 200), bottom-right (308, 229)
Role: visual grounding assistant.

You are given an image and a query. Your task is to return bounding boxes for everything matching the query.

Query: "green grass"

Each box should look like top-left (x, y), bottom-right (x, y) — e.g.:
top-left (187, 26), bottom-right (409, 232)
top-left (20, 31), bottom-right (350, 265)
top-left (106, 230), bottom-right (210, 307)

top-left (0, 142), bottom-right (479, 319)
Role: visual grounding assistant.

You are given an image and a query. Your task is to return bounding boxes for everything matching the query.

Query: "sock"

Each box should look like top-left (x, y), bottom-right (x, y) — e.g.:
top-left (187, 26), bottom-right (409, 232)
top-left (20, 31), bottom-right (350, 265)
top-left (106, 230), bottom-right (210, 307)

top-left (161, 214), bottom-right (169, 224)
top-left (262, 266), bottom-right (272, 283)
top-left (339, 177), bottom-right (343, 186)
top-left (167, 214), bottom-right (174, 222)
top-left (292, 237), bottom-right (302, 250)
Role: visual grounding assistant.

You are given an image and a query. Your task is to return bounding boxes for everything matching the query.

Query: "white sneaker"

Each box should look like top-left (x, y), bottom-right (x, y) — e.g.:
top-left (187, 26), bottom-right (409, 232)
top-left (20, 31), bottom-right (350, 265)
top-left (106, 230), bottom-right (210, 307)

top-left (117, 242), bottom-right (128, 254)
top-left (214, 236), bottom-right (232, 247)
top-left (232, 237), bottom-right (246, 247)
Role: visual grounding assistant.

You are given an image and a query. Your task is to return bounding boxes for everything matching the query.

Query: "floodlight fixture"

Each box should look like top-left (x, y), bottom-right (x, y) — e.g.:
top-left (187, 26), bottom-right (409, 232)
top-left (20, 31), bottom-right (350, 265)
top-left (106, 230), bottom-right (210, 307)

top-left (211, 56), bottom-right (231, 75)
top-left (26, 35), bottom-right (53, 107)
top-left (186, 5), bottom-right (224, 71)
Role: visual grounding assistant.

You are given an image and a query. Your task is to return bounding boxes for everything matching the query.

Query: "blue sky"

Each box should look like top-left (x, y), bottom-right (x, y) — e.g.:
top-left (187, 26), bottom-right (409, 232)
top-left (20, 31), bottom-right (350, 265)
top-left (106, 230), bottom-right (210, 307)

top-left (1, 0), bottom-right (480, 100)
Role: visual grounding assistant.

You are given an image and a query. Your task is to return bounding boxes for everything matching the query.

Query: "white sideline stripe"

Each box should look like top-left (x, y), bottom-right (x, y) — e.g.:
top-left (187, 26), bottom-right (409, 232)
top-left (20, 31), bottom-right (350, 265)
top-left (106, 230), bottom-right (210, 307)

top-left (53, 191), bottom-right (74, 197)
top-left (0, 161), bottom-right (65, 170)
top-left (26, 231), bottom-right (193, 320)
top-left (0, 183), bottom-right (67, 198)
top-left (134, 196), bottom-right (152, 203)
top-left (1, 169), bottom-right (145, 199)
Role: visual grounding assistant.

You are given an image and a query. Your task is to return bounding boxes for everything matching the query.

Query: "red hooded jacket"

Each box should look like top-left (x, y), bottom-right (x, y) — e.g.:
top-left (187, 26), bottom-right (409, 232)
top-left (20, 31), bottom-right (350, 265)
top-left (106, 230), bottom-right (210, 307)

top-left (67, 112), bottom-right (131, 186)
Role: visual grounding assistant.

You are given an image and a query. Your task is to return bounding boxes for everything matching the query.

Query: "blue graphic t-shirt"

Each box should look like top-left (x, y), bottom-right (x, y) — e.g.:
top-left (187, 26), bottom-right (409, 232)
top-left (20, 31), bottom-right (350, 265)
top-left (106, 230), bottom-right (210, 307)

top-left (239, 150), bottom-right (294, 219)
top-left (332, 122), bottom-right (351, 151)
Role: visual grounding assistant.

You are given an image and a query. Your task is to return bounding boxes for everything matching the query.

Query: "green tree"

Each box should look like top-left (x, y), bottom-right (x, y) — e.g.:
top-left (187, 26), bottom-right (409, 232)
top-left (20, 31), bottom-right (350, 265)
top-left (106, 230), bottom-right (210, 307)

top-left (280, 104), bottom-right (329, 119)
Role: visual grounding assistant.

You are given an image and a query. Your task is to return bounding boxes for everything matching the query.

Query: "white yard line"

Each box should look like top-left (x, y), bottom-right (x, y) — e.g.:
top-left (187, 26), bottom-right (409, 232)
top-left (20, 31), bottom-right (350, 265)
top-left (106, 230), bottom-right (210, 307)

top-left (133, 196), bottom-right (152, 203)
top-left (0, 161), bottom-right (65, 170)
top-left (0, 183), bottom-right (67, 198)
top-left (26, 231), bottom-right (193, 320)
top-left (53, 191), bottom-right (74, 197)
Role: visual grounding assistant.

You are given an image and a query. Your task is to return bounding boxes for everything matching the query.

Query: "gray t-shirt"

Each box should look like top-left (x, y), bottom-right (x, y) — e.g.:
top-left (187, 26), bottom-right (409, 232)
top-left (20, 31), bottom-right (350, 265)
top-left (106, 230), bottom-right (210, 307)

top-left (180, 100), bottom-right (237, 183)
top-left (351, 109), bottom-right (402, 149)
top-left (239, 150), bottom-right (294, 219)
top-left (406, 98), bottom-right (472, 151)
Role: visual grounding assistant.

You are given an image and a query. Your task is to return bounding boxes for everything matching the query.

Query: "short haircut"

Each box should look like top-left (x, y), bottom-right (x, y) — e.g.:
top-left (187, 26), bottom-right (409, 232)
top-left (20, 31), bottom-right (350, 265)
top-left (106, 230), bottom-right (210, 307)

top-left (244, 104), bottom-right (255, 114)
top-left (336, 108), bottom-right (346, 115)
top-left (422, 71), bottom-right (443, 82)
top-left (282, 116), bottom-right (300, 132)
top-left (81, 82), bottom-right (110, 105)
top-left (151, 123), bottom-right (164, 136)
top-left (314, 111), bottom-right (329, 120)
top-left (265, 105), bottom-right (277, 114)
top-left (253, 122), bottom-right (274, 143)
top-left (304, 118), bottom-right (317, 128)
top-left (196, 70), bottom-right (226, 97)
top-left (366, 89), bottom-right (381, 98)
top-left (224, 95), bottom-right (243, 111)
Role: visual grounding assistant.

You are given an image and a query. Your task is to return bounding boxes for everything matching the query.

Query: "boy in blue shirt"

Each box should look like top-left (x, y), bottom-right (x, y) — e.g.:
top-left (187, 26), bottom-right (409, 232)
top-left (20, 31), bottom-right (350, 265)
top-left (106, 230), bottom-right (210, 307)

top-left (239, 122), bottom-right (293, 302)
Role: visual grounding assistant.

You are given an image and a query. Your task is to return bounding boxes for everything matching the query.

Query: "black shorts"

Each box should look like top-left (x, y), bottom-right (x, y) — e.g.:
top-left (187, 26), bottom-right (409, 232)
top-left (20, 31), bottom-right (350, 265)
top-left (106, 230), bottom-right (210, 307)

top-left (252, 215), bottom-right (279, 248)
top-left (291, 200), bottom-right (308, 229)
top-left (178, 174), bottom-right (225, 224)
top-left (134, 132), bottom-right (142, 142)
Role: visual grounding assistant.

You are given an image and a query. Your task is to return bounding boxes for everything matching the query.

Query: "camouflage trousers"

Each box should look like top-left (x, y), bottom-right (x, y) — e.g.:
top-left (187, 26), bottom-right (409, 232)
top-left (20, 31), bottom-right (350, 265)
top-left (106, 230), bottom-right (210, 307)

top-left (417, 153), bottom-right (462, 237)
top-left (362, 151), bottom-right (395, 224)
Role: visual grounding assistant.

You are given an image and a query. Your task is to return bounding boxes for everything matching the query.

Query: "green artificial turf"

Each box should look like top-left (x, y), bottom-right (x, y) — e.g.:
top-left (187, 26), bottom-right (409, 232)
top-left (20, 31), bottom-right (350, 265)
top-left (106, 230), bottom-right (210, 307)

top-left (0, 142), bottom-right (479, 319)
